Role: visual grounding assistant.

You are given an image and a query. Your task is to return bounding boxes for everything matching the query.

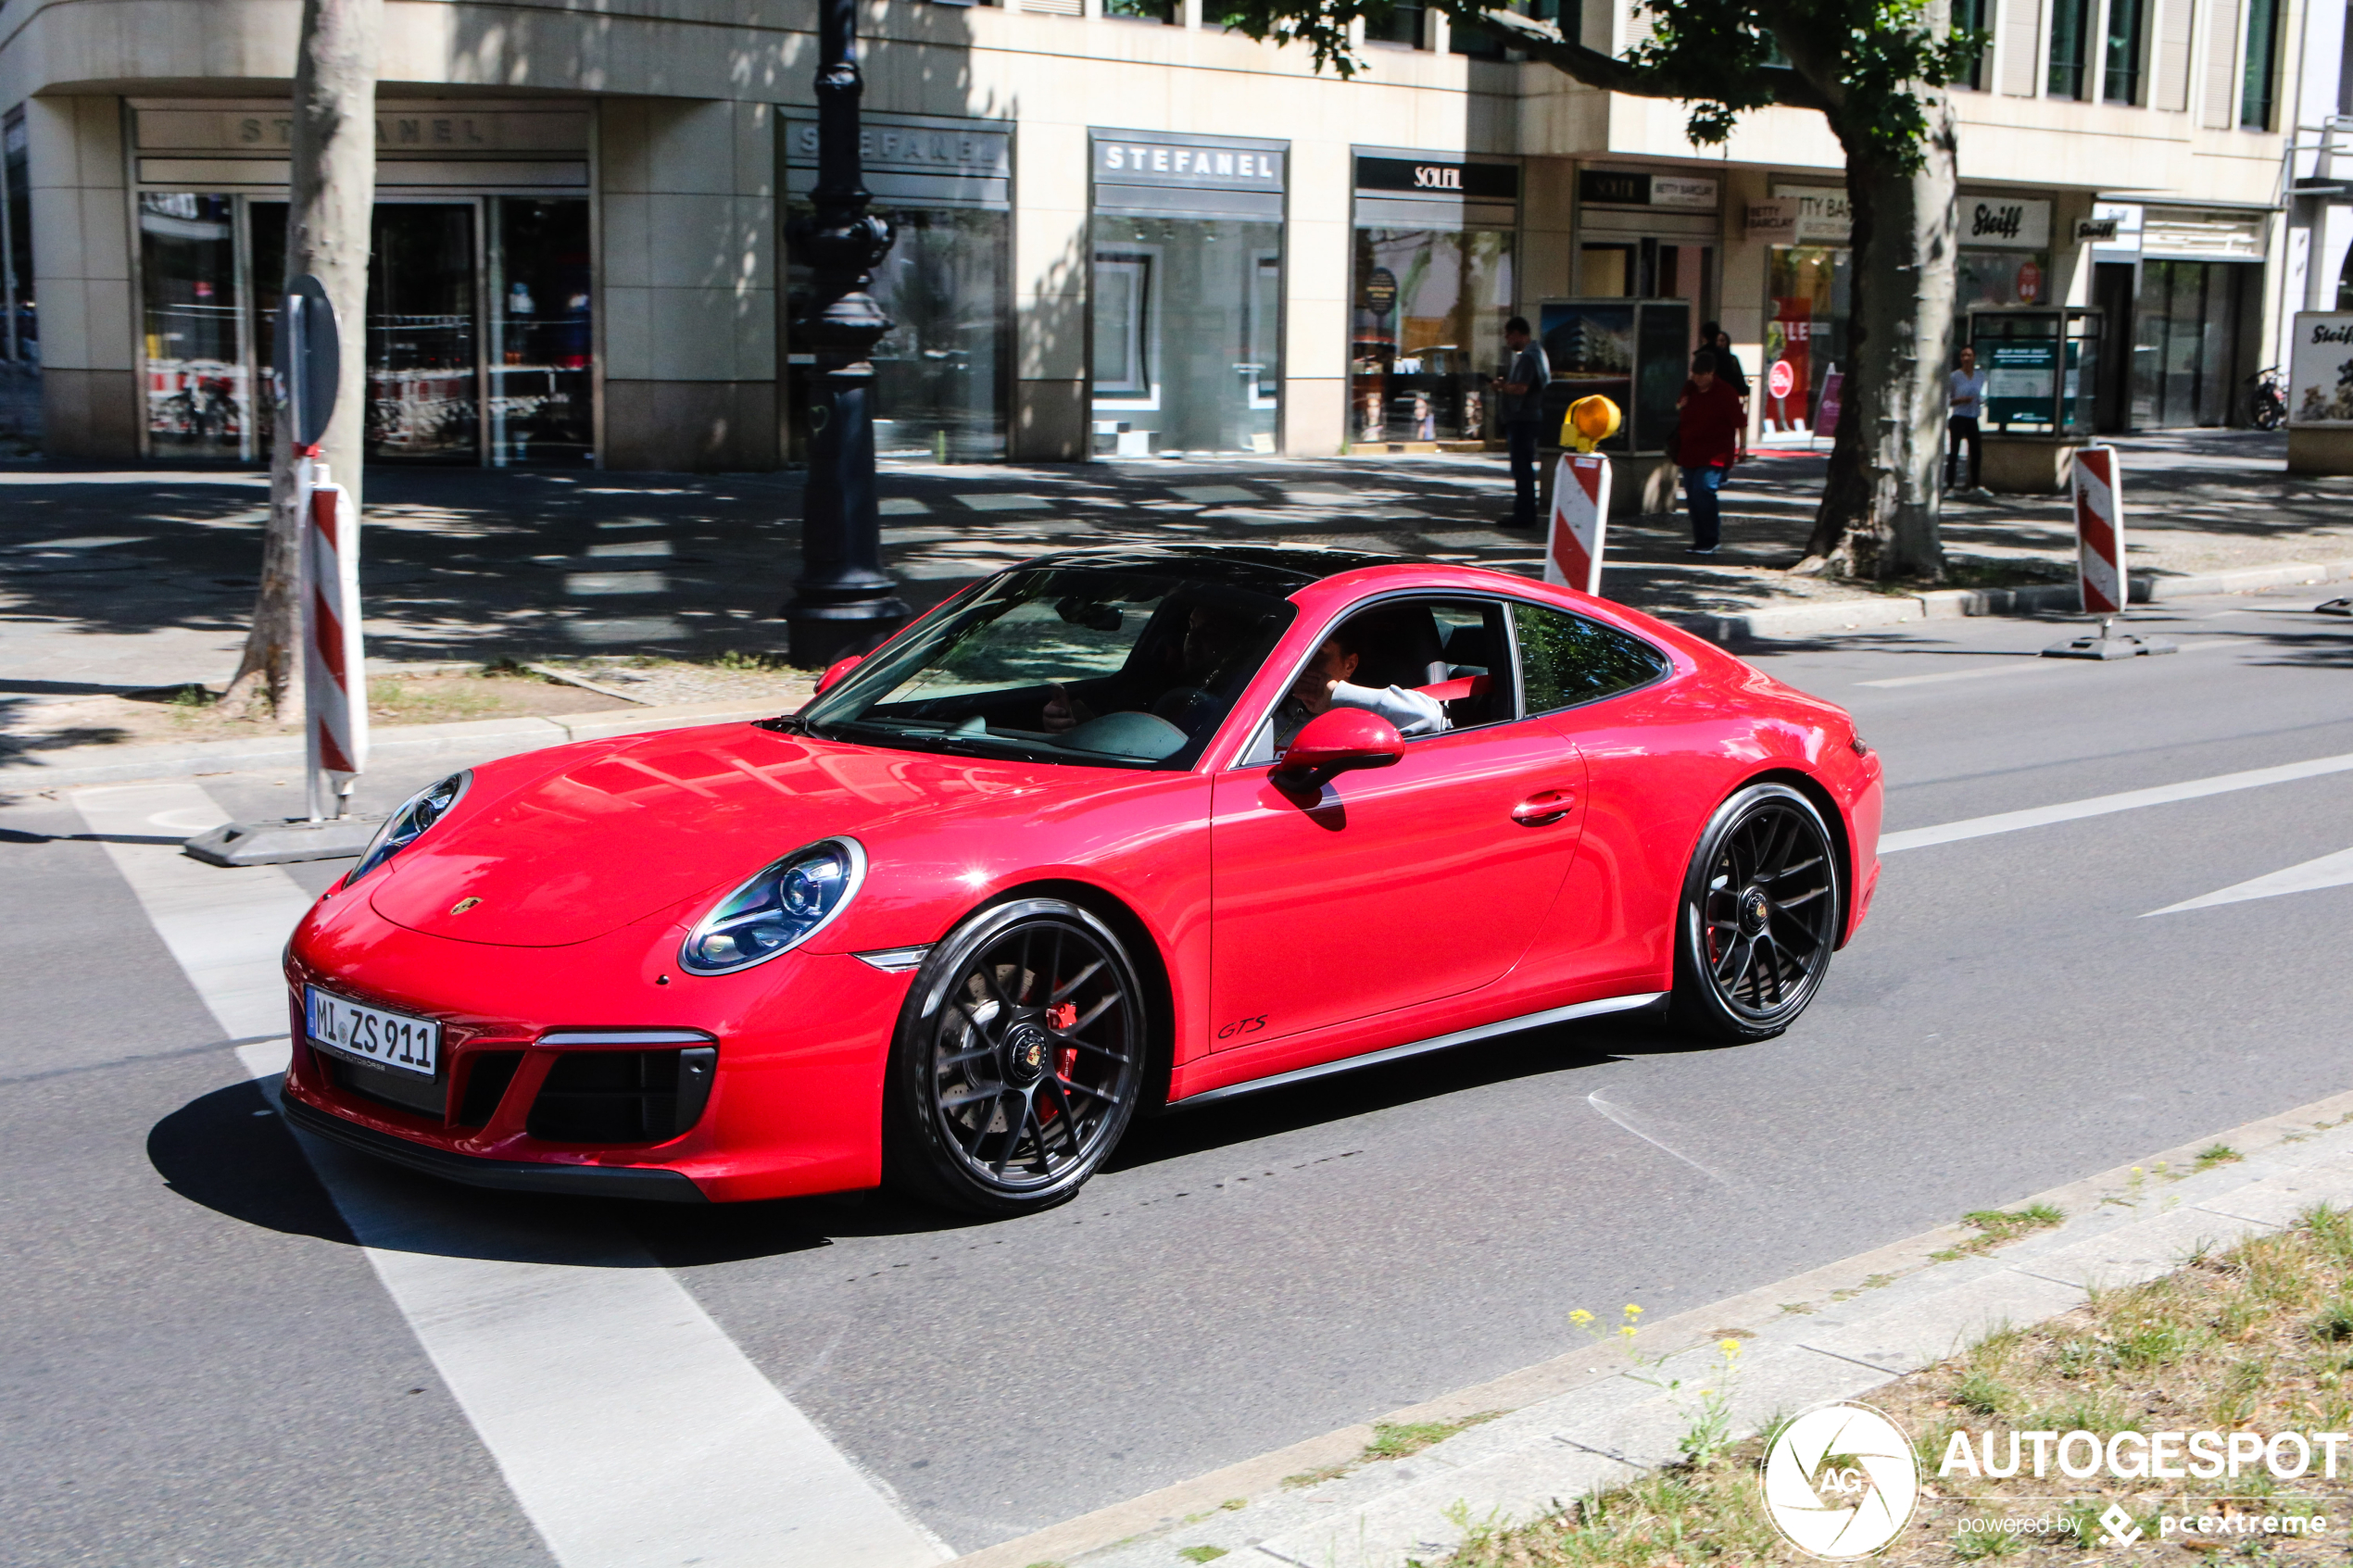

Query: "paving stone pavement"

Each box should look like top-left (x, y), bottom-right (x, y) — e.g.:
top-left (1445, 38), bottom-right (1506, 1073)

top-left (5, 430), bottom-right (2349, 734)
top-left (1022, 1109), bottom-right (2353, 1568)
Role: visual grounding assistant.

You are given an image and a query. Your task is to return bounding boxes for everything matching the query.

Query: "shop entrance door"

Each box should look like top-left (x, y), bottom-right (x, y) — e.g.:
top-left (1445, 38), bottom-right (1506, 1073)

top-left (367, 204), bottom-right (482, 461)
top-left (2093, 262), bottom-right (2134, 433)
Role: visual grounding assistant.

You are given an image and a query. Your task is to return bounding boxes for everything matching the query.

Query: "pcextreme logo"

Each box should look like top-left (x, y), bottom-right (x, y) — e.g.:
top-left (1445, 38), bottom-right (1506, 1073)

top-left (1762, 1401), bottom-right (1921, 1560)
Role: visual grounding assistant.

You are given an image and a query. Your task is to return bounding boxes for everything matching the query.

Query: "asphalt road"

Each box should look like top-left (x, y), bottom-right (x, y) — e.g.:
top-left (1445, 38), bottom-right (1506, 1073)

top-left (4, 586), bottom-right (2350, 1565)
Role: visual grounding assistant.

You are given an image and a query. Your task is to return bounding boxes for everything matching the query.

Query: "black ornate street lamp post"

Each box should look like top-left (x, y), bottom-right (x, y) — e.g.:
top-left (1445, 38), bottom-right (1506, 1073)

top-left (784, 0), bottom-right (909, 666)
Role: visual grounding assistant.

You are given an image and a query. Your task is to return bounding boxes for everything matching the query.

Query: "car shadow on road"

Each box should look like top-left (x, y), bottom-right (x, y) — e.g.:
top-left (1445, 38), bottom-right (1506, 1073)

top-left (149, 1078), bottom-right (976, 1266)
top-left (1107, 1010), bottom-right (1739, 1174)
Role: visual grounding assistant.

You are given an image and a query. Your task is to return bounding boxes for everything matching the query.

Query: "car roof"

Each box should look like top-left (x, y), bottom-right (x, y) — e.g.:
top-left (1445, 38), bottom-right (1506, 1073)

top-left (1018, 544), bottom-right (1416, 596)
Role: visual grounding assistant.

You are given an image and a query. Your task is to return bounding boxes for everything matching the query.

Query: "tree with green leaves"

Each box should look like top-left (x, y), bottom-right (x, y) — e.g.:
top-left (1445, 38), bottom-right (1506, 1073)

top-left (1224, 0), bottom-right (1981, 578)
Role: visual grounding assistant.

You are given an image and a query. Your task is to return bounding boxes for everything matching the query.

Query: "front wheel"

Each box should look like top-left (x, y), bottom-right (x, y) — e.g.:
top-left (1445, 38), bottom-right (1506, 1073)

top-left (883, 897), bottom-right (1148, 1217)
top-left (1666, 784), bottom-right (1842, 1043)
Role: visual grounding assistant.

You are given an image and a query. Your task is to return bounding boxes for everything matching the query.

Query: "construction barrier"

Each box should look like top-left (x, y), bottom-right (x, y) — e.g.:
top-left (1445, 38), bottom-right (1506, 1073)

top-left (1544, 452), bottom-right (1611, 595)
top-left (2071, 445), bottom-right (2128, 614)
top-left (300, 458), bottom-right (369, 820)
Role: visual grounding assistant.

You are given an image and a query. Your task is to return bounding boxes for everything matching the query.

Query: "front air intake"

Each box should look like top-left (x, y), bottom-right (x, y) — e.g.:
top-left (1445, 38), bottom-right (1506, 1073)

top-left (525, 1046), bottom-right (716, 1145)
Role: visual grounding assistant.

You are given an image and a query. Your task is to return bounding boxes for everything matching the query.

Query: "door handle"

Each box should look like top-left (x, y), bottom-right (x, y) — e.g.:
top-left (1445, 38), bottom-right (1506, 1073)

top-left (1512, 790), bottom-right (1576, 826)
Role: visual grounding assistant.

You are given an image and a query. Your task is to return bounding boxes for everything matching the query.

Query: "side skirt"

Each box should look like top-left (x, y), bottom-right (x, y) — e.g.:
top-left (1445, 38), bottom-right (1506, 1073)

top-left (1167, 991), bottom-right (1667, 1110)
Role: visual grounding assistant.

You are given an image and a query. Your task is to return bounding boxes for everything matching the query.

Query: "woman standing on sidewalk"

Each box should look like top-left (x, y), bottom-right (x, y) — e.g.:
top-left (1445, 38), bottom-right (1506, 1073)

top-left (1948, 346), bottom-right (1988, 495)
top-left (1676, 352), bottom-right (1745, 556)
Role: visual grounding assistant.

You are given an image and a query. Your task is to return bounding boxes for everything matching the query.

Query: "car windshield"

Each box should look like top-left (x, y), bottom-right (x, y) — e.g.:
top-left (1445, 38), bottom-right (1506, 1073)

top-left (795, 563), bottom-right (1299, 768)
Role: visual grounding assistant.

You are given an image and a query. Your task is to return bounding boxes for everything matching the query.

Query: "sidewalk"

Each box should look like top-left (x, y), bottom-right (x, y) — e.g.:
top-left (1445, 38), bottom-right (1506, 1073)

top-left (961, 1088), bottom-right (2353, 1568)
top-left (5, 432), bottom-right (2349, 758)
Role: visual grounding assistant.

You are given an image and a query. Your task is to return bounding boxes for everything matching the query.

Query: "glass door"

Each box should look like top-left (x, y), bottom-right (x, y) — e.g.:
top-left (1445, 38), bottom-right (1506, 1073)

top-left (366, 203), bottom-right (482, 462)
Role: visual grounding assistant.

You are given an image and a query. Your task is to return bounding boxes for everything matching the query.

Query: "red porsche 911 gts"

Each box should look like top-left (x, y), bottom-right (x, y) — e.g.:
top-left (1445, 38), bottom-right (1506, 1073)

top-left (282, 546), bottom-right (1882, 1215)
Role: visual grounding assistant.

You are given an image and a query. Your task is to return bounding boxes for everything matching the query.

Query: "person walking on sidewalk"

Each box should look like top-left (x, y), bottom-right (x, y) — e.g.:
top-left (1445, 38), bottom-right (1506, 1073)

top-left (1947, 345), bottom-right (1988, 495)
top-left (1699, 321), bottom-right (1751, 402)
top-left (1676, 351), bottom-right (1743, 555)
top-left (1493, 317), bottom-right (1549, 528)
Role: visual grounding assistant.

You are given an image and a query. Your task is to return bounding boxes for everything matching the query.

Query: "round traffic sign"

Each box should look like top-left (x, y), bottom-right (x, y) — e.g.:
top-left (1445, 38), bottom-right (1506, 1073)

top-left (1767, 358), bottom-right (1796, 400)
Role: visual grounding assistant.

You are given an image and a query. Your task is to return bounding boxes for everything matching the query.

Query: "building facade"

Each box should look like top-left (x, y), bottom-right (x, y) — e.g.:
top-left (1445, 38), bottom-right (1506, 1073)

top-left (0, 0), bottom-right (2336, 467)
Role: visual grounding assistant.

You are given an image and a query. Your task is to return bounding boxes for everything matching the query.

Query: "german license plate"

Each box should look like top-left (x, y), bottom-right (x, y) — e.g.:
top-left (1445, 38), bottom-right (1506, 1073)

top-left (305, 985), bottom-right (440, 1079)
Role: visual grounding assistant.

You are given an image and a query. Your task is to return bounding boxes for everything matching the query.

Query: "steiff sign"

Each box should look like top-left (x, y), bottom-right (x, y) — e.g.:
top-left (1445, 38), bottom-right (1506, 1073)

top-left (1963, 196), bottom-right (2052, 249)
top-left (2288, 312), bottom-right (2353, 425)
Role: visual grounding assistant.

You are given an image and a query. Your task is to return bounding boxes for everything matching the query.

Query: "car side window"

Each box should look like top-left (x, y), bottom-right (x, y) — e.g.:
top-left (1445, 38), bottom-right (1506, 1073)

top-left (1233, 596), bottom-right (1520, 767)
top-left (1513, 602), bottom-right (1669, 714)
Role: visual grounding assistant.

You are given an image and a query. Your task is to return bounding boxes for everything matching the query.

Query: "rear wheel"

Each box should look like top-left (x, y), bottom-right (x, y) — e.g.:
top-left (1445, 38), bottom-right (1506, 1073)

top-left (1667, 784), bottom-right (1842, 1042)
top-left (883, 897), bottom-right (1147, 1216)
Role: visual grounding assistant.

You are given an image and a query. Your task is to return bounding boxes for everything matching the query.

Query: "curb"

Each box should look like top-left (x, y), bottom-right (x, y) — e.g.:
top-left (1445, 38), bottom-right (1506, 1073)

top-left (0, 698), bottom-right (790, 790)
top-left (955, 1084), bottom-right (2353, 1568)
top-left (1670, 556), bottom-right (2353, 643)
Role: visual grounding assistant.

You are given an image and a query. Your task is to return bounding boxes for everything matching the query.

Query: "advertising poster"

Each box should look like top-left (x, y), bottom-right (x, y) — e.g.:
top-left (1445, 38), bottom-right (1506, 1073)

top-left (2288, 311), bottom-right (2353, 424)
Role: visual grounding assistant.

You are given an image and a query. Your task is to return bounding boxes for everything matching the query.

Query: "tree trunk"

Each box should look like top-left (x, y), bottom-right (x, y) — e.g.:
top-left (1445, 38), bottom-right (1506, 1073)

top-left (1800, 94), bottom-right (1959, 580)
top-left (219, 0), bottom-right (381, 719)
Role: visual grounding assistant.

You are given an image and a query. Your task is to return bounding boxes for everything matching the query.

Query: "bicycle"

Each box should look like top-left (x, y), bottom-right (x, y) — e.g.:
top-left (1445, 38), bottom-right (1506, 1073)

top-left (2247, 366), bottom-right (2287, 431)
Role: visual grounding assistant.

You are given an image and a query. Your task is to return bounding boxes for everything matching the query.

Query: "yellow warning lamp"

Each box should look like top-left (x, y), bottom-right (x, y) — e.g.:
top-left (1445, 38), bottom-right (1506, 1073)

top-left (1561, 395), bottom-right (1621, 454)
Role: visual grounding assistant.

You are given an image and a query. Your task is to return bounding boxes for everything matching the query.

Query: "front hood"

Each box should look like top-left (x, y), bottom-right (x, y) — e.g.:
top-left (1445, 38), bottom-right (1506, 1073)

top-left (365, 722), bottom-right (1098, 947)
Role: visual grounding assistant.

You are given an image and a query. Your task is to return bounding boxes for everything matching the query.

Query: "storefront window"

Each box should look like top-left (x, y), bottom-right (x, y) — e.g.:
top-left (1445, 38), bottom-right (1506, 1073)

top-left (140, 194), bottom-right (251, 460)
top-left (2131, 260), bottom-right (2248, 428)
top-left (167, 194), bottom-right (591, 466)
top-left (788, 204), bottom-right (1009, 464)
top-left (1, 109), bottom-right (35, 458)
top-left (1957, 248), bottom-right (2052, 308)
top-left (1092, 217), bottom-right (1282, 455)
top-left (1763, 245), bottom-right (1849, 436)
top-left (488, 199), bottom-right (593, 466)
top-left (1349, 228), bottom-right (1513, 444)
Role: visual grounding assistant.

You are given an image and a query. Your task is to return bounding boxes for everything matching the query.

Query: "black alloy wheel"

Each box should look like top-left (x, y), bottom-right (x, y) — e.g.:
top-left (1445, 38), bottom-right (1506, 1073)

top-left (884, 897), bottom-right (1148, 1216)
top-left (1667, 783), bottom-right (1842, 1042)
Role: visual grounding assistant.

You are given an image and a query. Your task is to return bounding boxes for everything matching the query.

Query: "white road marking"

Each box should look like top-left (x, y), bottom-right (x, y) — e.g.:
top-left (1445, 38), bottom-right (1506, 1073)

top-left (1856, 660), bottom-right (2068, 689)
top-left (1880, 750), bottom-right (2353, 855)
top-left (1585, 1094), bottom-right (1738, 1188)
top-left (76, 781), bottom-right (954, 1568)
top-left (2145, 846), bottom-right (2353, 915)
top-left (1856, 638), bottom-right (2251, 688)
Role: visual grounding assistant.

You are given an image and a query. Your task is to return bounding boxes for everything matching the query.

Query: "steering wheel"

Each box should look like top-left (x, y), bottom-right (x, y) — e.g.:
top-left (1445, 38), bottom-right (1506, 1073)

top-left (1151, 685), bottom-right (1217, 737)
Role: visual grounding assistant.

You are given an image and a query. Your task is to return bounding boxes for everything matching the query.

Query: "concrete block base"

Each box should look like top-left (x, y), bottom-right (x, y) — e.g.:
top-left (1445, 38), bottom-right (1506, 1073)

top-left (600, 381), bottom-right (777, 470)
top-left (2287, 426), bottom-right (2353, 474)
top-left (1982, 436), bottom-right (2082, 494)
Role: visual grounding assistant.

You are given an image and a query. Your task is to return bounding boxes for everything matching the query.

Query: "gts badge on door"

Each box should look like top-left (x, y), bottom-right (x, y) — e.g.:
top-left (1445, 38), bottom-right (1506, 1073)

top-left (1217, 1015), bottom-right (1269, 1041)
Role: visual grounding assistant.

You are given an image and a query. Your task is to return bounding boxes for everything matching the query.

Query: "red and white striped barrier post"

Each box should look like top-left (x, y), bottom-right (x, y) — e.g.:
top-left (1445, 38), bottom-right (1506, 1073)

top-left (2071, 445), bottom-right (2127, 614)
top-left (299, 453), bottom-right (369, 822)
top-left (1543, 452), bottom-right (1611, 595)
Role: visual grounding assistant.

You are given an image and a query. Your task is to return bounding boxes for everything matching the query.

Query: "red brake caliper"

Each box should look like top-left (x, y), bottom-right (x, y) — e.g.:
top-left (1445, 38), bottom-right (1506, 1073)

top-left (1048, 1002), bottom-right (1079, 1083)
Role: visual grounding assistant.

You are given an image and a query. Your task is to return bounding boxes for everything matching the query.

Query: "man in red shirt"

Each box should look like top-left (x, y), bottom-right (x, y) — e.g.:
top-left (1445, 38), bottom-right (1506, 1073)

top-left (1675, 351), bottom-right (1745, 554)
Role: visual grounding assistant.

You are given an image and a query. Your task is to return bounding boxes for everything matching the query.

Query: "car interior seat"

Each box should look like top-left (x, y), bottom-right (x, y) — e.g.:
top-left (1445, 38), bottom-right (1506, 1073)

top-left (1342, 604), bottom-right (1449, 691)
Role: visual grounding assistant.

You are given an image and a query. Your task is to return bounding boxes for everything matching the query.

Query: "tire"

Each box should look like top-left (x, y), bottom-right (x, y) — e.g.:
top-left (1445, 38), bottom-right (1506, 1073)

top-left (883, 897), bottom-right (1149, 1217)
top-left (1665, 783), bottom-right (1843, 1043)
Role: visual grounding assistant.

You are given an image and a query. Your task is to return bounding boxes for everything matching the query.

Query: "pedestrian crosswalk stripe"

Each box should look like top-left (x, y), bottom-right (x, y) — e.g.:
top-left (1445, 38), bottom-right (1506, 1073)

top-left (75, 781), bottom-right (956, 1568)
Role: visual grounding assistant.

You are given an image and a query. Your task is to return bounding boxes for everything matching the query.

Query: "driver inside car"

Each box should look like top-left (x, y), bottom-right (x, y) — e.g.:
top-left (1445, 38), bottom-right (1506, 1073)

top-left (1041, 604), bottom-right (1257, 736)
top-left (1270, 622), bottom-right (1448, 748)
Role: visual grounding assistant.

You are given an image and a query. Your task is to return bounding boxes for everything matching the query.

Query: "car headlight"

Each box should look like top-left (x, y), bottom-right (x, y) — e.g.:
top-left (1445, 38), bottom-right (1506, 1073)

top-left (680, 838), bottom-right (867, 975)
top-left (344, 771), bottom-right (471, 885)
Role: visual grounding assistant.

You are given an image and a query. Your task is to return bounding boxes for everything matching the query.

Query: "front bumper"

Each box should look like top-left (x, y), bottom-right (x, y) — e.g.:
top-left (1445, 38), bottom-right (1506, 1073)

top-left (283, 1095), bottom-right (709, 1202)
top-left (283, 886), bottom-right (918, 1202)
